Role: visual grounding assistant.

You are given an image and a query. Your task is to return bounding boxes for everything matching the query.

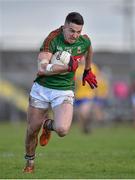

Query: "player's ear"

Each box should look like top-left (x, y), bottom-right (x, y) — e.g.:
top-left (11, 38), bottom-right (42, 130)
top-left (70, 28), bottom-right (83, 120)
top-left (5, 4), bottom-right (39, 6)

top-left (63, 25), bottom-right (66, 30)
top-left (63, 22), bottom-right (69, 29)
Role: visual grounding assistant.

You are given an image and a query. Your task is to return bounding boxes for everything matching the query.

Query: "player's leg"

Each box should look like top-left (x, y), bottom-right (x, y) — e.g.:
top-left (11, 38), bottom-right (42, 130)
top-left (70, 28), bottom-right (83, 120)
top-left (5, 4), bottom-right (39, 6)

top-left (40, 91), bottom-right (74, 146)
top-left (40, 102), bottom-right (73, 146)
top-left (23, 82), bottom-right (51, 172)
top-left (25, 105), bottom-right (48, 157)
top-left (23, 105), bottom-right (48, 173)
top-left (53, 102), bottom-right (73, 137)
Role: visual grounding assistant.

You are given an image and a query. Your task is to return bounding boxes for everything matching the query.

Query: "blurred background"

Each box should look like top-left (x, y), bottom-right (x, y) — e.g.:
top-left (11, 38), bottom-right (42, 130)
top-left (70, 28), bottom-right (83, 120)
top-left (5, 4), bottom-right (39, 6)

top-left (0, 0), bottom-right (135, 132)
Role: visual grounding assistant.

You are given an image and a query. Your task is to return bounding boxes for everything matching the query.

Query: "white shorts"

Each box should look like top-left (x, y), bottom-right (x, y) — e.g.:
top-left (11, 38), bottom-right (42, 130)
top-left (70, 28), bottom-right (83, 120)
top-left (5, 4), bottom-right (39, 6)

top-left (29, 82), bottom-right (74, 109)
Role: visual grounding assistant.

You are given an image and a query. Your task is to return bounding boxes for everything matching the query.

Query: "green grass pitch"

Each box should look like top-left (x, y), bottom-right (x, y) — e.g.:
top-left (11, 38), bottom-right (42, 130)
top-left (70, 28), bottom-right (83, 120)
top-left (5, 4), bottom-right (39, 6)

top-left (0, 122), bottom-right (135, 179)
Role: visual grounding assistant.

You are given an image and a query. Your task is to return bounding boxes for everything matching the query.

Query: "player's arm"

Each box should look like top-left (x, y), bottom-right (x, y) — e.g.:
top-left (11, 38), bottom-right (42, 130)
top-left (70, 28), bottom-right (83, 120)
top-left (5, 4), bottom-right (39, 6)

top-left (82, 46), bottom-right (98, 89)
top-left (85, 45), bottom-right (93, 70)
top-left (38, 51), bottom-right (67, 76)
top-left (37, 51), bottom-right (78, 76)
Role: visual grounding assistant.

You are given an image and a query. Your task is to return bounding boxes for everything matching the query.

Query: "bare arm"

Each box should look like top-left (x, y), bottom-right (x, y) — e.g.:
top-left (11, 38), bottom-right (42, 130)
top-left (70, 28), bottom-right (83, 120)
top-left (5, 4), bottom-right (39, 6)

top-left (84, 46), bottom-right (93, 70)
top-left (37, 52), bottom-right (69, 76)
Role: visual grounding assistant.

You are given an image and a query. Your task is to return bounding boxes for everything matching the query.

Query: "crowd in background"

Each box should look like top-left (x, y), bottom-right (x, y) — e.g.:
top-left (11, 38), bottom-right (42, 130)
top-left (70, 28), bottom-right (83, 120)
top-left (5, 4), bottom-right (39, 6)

top-left (73, 62), bottom-right (135, 133)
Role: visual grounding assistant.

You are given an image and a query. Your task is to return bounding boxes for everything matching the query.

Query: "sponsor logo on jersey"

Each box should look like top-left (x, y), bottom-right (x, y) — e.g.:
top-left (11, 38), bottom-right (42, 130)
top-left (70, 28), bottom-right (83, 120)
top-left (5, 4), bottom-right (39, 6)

top-left (77, 46), bottom-right (81, 54)
top-left (57, 46), bottom-right (72, 54)
top-left (57, 46), bottom-right (63, 51)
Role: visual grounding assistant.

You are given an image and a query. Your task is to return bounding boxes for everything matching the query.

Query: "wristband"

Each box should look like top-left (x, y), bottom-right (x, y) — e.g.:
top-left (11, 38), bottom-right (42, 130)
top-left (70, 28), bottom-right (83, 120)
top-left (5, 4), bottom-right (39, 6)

top-left (46, 64), bottom-right (53, 72)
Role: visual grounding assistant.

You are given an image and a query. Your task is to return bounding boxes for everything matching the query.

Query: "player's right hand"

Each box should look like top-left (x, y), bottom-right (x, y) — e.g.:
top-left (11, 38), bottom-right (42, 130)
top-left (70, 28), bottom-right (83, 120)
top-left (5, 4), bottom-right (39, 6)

top-left (68, 57), bottom-right (79, 72)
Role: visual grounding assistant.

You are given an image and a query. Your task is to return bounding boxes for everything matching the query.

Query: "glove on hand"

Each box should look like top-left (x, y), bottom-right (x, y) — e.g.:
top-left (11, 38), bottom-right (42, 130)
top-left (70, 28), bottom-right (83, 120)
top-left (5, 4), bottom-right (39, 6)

top-left (82, 69), bottom-right (98, 89)
top-left (68, 57), bottom-right (78, 72)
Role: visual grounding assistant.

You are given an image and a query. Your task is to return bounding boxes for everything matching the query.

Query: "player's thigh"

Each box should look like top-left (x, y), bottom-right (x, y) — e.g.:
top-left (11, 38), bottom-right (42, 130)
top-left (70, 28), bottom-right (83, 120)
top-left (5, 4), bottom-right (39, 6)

top-left (53, 103), bottom-right (73, 130)
top-left (27, 105), bottom-right (48, 132)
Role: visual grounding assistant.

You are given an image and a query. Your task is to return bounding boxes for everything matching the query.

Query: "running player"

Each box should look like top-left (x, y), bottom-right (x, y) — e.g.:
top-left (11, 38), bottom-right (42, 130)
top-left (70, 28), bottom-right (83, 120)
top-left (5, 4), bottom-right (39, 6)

top-left (23, 12), bottom-right (97, 173)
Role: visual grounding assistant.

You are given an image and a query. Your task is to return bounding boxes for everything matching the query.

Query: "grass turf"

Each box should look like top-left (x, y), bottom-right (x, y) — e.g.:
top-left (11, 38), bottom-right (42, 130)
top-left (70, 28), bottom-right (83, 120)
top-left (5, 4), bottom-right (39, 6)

top-left (0, 122), bottom-right (135, 179)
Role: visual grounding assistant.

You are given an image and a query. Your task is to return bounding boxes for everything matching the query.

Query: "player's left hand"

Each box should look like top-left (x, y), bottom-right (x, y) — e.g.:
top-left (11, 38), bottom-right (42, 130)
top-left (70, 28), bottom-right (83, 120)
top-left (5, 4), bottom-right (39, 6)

top-left (68, 57), bottom-right (79, 72)
top-left (82, 69), bottom-right (98, 89)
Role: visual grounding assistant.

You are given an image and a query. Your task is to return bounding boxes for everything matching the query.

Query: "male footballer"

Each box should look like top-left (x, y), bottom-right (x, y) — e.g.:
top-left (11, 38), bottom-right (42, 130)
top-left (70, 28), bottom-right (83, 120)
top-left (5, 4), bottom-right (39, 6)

top-left (23, 12), bottom-right (97, 173)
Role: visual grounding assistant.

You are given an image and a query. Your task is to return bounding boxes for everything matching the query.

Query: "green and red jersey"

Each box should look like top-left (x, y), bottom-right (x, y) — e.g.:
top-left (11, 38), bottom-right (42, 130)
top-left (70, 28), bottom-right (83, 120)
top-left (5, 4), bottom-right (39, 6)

top-left (35, 26), bottom-right (91, 91)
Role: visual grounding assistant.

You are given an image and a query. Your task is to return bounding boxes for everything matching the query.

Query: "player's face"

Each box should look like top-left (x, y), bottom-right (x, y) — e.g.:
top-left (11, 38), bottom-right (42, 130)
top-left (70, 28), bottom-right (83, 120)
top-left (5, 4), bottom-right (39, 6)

top-left (63, 22), bottom-right (83, 44)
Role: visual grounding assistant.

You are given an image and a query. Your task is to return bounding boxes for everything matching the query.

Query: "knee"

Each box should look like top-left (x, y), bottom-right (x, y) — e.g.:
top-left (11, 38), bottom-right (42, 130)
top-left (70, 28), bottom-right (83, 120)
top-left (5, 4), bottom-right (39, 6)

top-left (27, 124), bottom-right (39, 137)
top-left (55, 126), bottom-right (69, 137)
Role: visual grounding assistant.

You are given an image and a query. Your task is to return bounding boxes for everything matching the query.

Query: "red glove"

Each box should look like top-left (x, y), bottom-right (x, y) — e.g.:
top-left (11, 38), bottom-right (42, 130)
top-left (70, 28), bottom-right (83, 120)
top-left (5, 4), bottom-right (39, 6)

top-left (82, 69), bottom-right (98, 89)
top-left (68, 57), bottom-right (78, 72)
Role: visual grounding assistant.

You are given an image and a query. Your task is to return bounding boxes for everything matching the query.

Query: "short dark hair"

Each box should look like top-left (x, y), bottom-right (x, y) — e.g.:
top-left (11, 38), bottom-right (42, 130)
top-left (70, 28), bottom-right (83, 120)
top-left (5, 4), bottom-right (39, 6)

top-left (65, 12), bottom-right (84, 25)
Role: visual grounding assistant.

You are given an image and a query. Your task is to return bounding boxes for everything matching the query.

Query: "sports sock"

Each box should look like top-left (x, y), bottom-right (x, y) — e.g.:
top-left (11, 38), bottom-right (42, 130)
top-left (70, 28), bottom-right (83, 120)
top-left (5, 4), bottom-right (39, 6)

top-left (25, 154), bottom-right (35, 166)
top-left (25, 154), bottom-right (35, 160)
top-left (44, 119), bottom-right (54, 131)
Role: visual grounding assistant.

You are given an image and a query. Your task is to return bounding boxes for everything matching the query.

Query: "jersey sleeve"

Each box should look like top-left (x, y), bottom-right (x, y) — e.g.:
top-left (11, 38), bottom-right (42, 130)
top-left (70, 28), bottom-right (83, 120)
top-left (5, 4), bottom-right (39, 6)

top-left (40, 27), bottom-right (61, 53)
top-left (40, 34), bottom-right (56, 53)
